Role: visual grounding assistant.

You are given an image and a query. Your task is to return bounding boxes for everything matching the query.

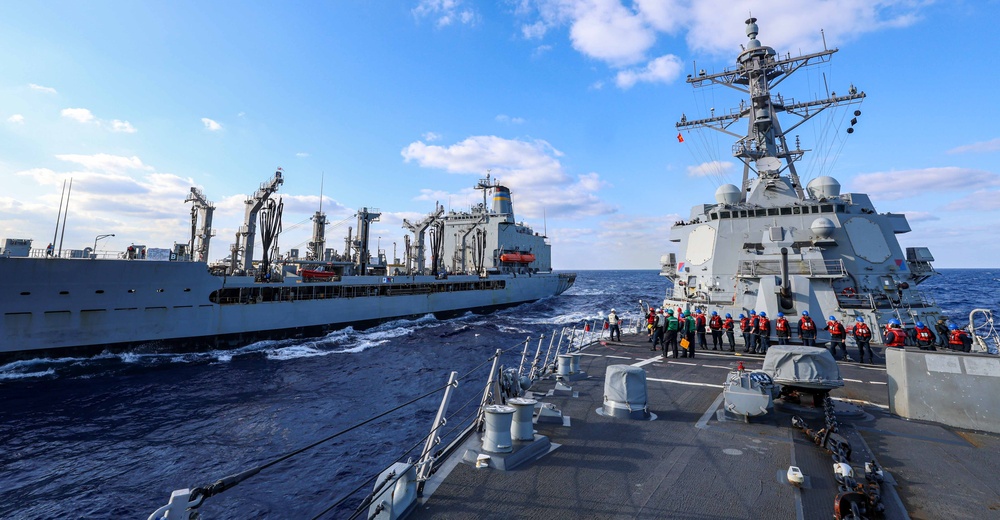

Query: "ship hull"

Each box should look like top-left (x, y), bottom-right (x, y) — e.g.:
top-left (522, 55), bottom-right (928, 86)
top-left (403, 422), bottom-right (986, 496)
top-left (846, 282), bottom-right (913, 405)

top-left (0, 257), bottom-right (575, 360)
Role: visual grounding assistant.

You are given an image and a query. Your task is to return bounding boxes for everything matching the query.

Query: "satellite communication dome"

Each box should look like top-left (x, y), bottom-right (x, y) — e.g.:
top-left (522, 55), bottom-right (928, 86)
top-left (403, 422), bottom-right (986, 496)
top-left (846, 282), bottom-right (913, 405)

top-left (807, 176), bottom-right (841, 199)
top-left (810, 217), bottom-right (836, 238)
top-left (715, 184), bottom-right (741, 205)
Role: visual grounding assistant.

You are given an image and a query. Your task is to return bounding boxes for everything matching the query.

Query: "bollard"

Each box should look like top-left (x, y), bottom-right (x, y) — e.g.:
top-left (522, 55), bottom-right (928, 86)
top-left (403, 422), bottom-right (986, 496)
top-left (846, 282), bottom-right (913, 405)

top-left (570, 352), bottom-right (582, 374)
top-left (507, 397), bottom-right (537, 441)
top-left (482, 405), bottom-right (516, 453)
top-left (557, 354), bottom-right (574, 376)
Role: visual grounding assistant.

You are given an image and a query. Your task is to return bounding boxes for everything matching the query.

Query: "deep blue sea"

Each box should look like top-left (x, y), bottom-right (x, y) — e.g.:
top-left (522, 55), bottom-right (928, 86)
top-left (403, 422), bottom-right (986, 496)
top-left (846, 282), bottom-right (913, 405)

top-left (0, 269), bottom-right (996, 519)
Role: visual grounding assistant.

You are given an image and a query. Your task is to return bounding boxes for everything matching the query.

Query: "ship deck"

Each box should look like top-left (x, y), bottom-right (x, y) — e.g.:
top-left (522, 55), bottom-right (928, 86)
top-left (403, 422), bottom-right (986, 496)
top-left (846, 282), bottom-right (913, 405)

top-left (413, 333), bottom-right (1000, 519)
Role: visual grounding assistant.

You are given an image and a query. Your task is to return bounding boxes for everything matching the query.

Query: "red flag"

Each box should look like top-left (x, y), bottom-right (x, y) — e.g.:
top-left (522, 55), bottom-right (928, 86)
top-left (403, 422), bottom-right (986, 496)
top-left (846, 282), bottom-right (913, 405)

top-left (677, 133), bottom-right (684, 143)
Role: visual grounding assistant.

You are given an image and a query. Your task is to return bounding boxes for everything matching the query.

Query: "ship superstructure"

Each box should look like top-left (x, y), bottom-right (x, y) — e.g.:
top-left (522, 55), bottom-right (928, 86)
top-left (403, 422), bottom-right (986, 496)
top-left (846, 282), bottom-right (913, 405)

top-left (661, 18), bottom-right (941, 337)
top-left (0, 171), bottom-right (574, 360)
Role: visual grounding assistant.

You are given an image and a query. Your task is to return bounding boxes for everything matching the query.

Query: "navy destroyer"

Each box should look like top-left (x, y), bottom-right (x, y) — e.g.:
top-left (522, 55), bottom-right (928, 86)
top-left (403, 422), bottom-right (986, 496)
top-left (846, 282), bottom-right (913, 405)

top-left (0, 171), bottom-right (574, 360)
top-left (658, 18), bottom-right (948, 343)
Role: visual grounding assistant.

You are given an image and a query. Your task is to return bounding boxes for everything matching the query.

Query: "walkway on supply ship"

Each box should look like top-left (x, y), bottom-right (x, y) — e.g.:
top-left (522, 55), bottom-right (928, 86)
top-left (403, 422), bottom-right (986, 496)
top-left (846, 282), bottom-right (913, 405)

top-left (413, 333), bottom-right (1000, 520)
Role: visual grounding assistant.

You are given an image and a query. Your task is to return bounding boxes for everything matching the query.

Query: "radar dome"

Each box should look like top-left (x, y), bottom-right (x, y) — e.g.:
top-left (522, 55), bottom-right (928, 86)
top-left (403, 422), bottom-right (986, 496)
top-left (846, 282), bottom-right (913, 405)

top-left (810, 217), bottom-right (836, 238)
top-left (714, 184), bottom-right (741, 205)
top-left (807, 176), bottom-right (841, 199)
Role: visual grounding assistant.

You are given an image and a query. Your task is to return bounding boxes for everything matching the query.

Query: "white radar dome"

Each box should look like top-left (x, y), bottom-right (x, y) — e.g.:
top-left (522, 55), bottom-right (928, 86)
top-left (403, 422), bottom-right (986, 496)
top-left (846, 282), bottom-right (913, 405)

top-left (810, 217), bottom-right (836, 238)
top-left (715, 184), bottom-right (742, 205)
top-left (807, 176), bottom-right (841, 199)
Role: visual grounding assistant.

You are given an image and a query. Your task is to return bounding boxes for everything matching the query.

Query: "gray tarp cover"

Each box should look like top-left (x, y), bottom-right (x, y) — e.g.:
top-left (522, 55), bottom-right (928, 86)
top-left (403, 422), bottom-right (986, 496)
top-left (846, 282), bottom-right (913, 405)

top-left (761, 345), bottom-right (844, 389)
top-left (604, 365), bottom-right (648, 410)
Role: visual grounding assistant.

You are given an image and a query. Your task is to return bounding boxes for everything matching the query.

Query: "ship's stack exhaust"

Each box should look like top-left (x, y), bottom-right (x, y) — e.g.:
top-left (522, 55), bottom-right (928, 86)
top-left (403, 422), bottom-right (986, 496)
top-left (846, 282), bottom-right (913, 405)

top-left (492, 185), bottom-right (514, 221)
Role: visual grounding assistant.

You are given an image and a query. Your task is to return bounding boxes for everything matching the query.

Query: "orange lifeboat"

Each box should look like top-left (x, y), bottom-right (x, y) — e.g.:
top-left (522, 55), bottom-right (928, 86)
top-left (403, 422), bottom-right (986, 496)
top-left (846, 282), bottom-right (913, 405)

top-left (499, 252), bottom-right (536, 263)
top-left (301, 269), bottom-right (337, 281)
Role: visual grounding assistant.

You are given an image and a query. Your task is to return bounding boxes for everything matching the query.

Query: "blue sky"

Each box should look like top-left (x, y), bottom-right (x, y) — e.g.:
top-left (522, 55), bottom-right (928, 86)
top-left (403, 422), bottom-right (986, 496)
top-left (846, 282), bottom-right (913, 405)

top-left (2, 1), bottom-right (998, 269)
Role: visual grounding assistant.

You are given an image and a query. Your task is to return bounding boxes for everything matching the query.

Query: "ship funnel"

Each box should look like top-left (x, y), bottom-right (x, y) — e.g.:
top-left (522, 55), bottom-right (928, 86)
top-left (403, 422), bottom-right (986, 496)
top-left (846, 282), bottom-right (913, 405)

top-left (492, 185), bottom-right (514, 216)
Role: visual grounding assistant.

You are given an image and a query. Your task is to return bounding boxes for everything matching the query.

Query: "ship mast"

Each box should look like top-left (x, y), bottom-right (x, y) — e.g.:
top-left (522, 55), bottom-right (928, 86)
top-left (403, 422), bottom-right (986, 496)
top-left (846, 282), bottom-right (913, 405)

top-left (677, 17), bottom-right (865, 201)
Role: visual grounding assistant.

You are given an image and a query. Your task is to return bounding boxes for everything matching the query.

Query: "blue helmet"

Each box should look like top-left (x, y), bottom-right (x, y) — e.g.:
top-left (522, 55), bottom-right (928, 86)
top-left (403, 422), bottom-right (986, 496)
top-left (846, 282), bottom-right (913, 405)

top-left (738, 313), bottom-right (745, 319)
top-left (777, 312), bottom-right (784, 317)
top-left (711, 311), bottom-right (718, 316)
top-left (759, 311), bottom-right (767, 317)
top-left (725, 313), bottom-right (732, 318)
top-left (949, 323), bottom-right (957, 330)
top-left (697, 309), bottom-right (703, 314)
top-left (889, 318), bottom-right (901, 326)
top-left (802, 310), bottom-right (809, 316)
top-left (750, 309), bottom-right (757, 315)
top-left (829, 316), bottom-right (836, 321)
top-left (857, 317), bottom-right (864, 323)
top-left (916, 321), bottom-right (925, 328)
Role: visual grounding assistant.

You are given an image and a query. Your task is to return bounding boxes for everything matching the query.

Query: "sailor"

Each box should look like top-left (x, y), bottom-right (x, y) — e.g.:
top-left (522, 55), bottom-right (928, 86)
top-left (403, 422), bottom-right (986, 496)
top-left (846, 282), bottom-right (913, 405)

top-left (775, 312), bottom-right (791, 345)
top-left (947, 324), bottom-right (972, 352)
top-left (608, 309), bottom-right (621, 342)
top-left (914, 321), bottom-right (937, 350)
top-left (756, 311), bottom-right (771, 354)
top-left (723, 313), bottom-right (736, 352)
top-left (685, 311), bottom-right (697, 358)
top-left (852, 317), bottom-right (874, 364)
top-left (709, 311), bottom-right (724, 350)
top-left (45, 243), bottom-right (54, 256)
top-left (127, 244), bottom-right (135, 260)
top-left (748, 310), bottom-right (761, 353)
top-left (651, 310), bottom-right (666, 351)
top-left (883, 319), bottom-right (907, 347)
top-left (646, 309), bottom-right (657, 342)
top-left (798, 311), bottom-right (817, 346)
top-left (676, 310), bottom-right (687, 351)
top-left (934, 317), bottom-right (950, 349)
top-left (824, 316), bottom-right (848, 360)
top-left (739, 314), bottom-right (751, 352)
top-left (695, 309), bottom-right (708, 350)
top-left (664, 310), bottom-right (680, 359)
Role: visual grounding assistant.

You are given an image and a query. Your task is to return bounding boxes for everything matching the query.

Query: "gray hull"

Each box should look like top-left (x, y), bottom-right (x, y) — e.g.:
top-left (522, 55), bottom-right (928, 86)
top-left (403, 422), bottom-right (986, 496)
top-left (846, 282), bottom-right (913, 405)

top-left (0, 256), bottom-right (575, 358)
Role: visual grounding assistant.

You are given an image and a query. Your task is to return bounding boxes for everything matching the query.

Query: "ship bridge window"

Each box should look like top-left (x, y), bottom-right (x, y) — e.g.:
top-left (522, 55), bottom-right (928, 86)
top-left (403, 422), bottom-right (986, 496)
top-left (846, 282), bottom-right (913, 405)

top-left (739, 210), bottom-right (748, 218)
top-left (710, 213), bottom-right (719, 220)
top-left (59, 291), bottom-right (69, 295)
top-left (755, 209), bottom-right (766, 217)
top-left (767, 208), bottom-right (778, 216)
top-left (95, 290), bottom-right (104, 294)
top-left (780, 207), bottom-right (791, 215)
top-left (821, 204), bottom-right (834, 212)
top-left (836, 204), bottom-right (845, 212)
top-left (20, 291), bottom-right (30, 296)
top-left (721, 211), bottom-right (731, 218)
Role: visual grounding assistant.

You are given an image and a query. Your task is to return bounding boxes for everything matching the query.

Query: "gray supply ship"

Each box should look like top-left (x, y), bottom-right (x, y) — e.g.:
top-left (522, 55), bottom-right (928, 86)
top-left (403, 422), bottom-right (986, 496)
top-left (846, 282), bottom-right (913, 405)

top-left (0, 171), bottom-right (575, 360)
top-left (660, 18), bottom-right (945, 342)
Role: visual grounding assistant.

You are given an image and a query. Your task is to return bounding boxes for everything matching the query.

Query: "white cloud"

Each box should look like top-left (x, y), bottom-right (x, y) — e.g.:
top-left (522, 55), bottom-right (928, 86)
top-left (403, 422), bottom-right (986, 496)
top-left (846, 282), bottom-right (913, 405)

top-left (296, 152), bottom-right (310, 158)
top-left (55, 153), bottom-right (154, 173)
top-left (401, 135), bottom-right (615, 219)
top-left (412, 0), bottom-right (479, 28)
top-left (7, 114), bottom-right (24, 124)
top-left (947, 138), bottom-right (1000, 154)
top-left (901, 211), bottom-right (940, 223)
top-left (61, 108), bottom-right (96, 123)
top-left (496, 114), bottom-right (525, 124)
top-left (110, 119), bottom-right (137, 133)
top-left (201, 118), bottom-right (222, 131)
top-left (943, 190), bottom-right (1000, 212)
top-left (686, 160), bottom-right (736, 177)
top-left (29, 83), bottom-right (57, 94)
top-left (423, 131), bottom-right (442, 142)
top-left (850, 167), bottom-right (1000, 201)
top-left (616, 54), bottom-right (683, 88)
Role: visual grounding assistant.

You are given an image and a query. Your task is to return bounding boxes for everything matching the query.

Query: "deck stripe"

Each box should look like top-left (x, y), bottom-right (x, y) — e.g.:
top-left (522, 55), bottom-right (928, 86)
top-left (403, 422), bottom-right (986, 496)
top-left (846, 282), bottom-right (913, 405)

top-left (648, 377), bottom-right (724, 389)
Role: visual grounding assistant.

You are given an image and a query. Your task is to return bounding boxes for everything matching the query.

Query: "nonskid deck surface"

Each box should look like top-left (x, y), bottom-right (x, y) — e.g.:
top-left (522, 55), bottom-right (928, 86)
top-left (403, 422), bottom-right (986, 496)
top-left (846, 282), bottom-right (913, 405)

top-left (413, 333), bottom-right (1000, 519)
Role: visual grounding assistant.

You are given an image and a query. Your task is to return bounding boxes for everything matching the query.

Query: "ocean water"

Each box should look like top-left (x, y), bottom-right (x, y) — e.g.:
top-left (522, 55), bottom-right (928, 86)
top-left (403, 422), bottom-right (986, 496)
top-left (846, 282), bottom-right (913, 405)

top-left (0, 269), bottom-right (995, 519)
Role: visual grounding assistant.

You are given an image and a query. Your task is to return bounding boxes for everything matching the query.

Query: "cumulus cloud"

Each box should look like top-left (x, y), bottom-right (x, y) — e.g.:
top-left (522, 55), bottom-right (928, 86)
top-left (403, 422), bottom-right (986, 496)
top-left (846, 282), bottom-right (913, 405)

top-left (29, 83), bottom-right (58, 94)
top-left (61, 108), bottom-right (96, 123)
top-left (110, 120), bottom-right (137, 133)
top-left (947, 138), bottom-right (1000, 154)
top-left (55, 153), bottom-right (153, 173)
top-left (686, 160), bottom-right (736, 177)
top-left (850, 167), bottom-right (1000, 201)
top-left (423, 131), bottom-right (442, 142)
top-left (61, 107), bottom-right (138, 132)
top-left (943, 190), bottom-right (1000, 212)
top-left (401, 134), bottom-right (616, 219)
top-left (517, 1), bottom-right (925, 86)
top-left (412, 0), bottom-right (479, 27)
top-left (201, 118), bottom-right (222, 131)
top-left (7, 114), bottom-right (24, 124)
top-left (616, 54), bottom-right (684, 88)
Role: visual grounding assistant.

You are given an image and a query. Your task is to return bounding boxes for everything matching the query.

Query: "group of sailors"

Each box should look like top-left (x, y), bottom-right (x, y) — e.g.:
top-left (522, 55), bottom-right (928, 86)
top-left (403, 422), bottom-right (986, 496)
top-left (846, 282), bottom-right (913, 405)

top-left (639, 307), bottom-right (974, 364)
